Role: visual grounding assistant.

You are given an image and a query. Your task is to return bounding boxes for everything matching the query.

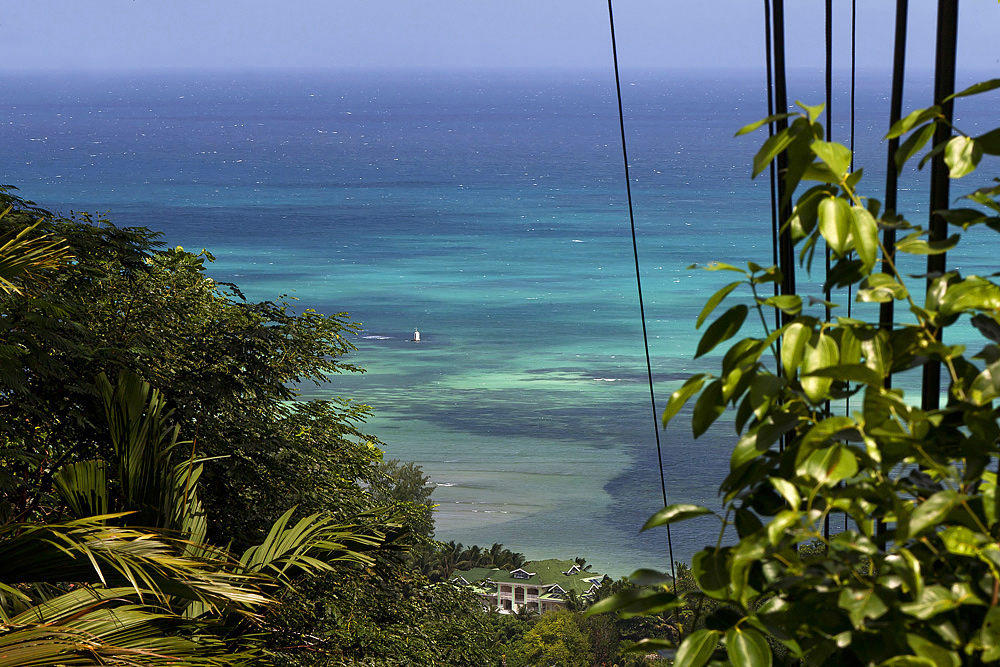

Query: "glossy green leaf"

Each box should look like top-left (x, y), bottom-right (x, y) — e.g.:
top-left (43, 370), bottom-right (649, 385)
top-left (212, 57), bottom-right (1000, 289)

top-left (734, 507), bottom-right (763, 538)
top-left (696, 305), bottom-right (748, 359)
top-left (769, 477), bottom-right (800, 509)
top-left (944, 136), bottom-right (982, 178)
top-left (976, 127), bottom-right (1000, 155)
top-left (642, 504), bottom-right (712, 531)
top-left (766, 509), bottom-right (800, 546)
top-left (698, 281), bottom-right (743, 329)
top-left (894, 232), bottom-right (960, 255)
top-left (800, 333), bottom-right (839, 404)
top-left (908, 490), bottom-right (964, 538)
top-left (692, 380), bottom-right (725, 437)
top-left (585, 587), bottom-right (682, 618)
top-left (735, 112), bottom-right (795, 137)
top-left (726, 626), bottom-right (772, 667)
top-left (938, 277), bottom-right (1000, 316)
top-left (663, 374), bottom-right (708, 428)
top-left (796, 101), bottom-right (825, 124)
top-left (731, 411), bottom-right (799, 470)
top-left (851, 205), bottom-right (879, 272)
top-left (857, 273), bottom-right (909, 303)
top-left (753, 129), bottom-right (796, 179)
top-left (969, 361), bottom-right (1000, 405)
top-left (944, 78), bottom-right (1000, 101)
top-left (895, 123), bottom-right (936, 172)
top-left (900, 585), bottom-right (960, 620)
top-left (628, 568), bottom-right (674, 586)
top-left (939, 525), bottom-right (985, 557)
top-left (800, 444), bottom-right (858, 486)
top-left (705, 261), bottom-right (748, 273)
top-left (692, 548), bottom-right (731, 600)
top-left (760, 294), bottom-right (802, 315)
top-left (879, 656), bottom-right (937, 667)
top-left (907, 634), bottom-right (961, 667)
top-left (838, 586), bottom-right (888, 629)
top-left (818, 196), bottom-right (852, 257)
top-left (802, 363), bottom-right (883, 387)
top-left (802, 160), bottom-right (843, 184)
top-left (811, 141), bottom-right (851, 179)
top-left (886, 106), bottom-right (941, 139)
top-left (975, 606), bottom-right (1000, 655)
top-left (674, 629), bottom-right (722, 667)
top-left (918, 140), bottom-right (947, 170)
top-left (780, 321), bottom-right (812, 375)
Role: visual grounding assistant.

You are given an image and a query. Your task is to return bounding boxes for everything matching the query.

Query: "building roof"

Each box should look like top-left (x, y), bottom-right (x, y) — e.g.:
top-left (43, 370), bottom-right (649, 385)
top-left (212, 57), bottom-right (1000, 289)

top-left (452, 559), bottom-right (607, 597)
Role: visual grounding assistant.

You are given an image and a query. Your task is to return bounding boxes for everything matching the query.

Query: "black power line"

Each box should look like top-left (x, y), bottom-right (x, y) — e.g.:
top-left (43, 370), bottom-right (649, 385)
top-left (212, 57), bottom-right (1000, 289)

top-left (605, 0), bottom-right (678, 593)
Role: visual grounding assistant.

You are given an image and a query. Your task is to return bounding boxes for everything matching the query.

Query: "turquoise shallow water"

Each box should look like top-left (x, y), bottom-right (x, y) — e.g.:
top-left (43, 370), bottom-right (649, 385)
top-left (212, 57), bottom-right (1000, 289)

top-left (4, 68), bottom-right (998, 577)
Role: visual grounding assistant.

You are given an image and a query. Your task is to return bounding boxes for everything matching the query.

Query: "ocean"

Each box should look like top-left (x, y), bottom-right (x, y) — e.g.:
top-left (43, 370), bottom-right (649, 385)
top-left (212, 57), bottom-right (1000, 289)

top-left (4, 67), bottom-right (998, 577)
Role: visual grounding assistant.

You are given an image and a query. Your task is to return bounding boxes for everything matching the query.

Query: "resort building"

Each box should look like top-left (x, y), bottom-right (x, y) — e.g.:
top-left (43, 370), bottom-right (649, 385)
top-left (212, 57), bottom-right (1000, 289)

top-left (451, 559), bottom-right (608, 614)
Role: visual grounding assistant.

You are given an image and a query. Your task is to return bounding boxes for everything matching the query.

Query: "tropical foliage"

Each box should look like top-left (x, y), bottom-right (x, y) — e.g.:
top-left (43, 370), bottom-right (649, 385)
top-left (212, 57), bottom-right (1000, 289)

top-left (4, 185), bottom-right (647, 666)
top-left (592, 80), bottom-right (1000, 666)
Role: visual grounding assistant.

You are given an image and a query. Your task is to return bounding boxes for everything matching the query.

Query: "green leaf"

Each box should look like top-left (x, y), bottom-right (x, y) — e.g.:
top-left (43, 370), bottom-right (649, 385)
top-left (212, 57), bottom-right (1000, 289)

top-left (886, 106), bottom-right (941, 139)
top-left (585, 587), bottom-right (682, 618)
top-left (796, 101), bottom-right (825, 124)
top-left (726, 626), bottom-right (772, 667)
top-left (900, 586), bottom-right (960, 620)
top-left (906, 634), bottom-right (961, 667)
top-left (818, 196), bottom-right (852, 257)
top-left (642, 504), bottom-right (713, 531)
top-left (800, 332), bottom-right (840, 404)
top-left (696, 305), bottom-right (749, 359)
top-left (969, 361), bottom-right (1000, 405)
top-left (918, 140), bottom-right (948, 170)
top-left (838, 586), bottom-right (889, 629)
top-left (907, 490), bottom-right (964, 538)
top-left (629, 568), bottom-right (674, 586)
top-left (692, 380), bottom-right (726, 437)
top-left (760, 294), bottom-right (802, 315)
top-left (976, 127), bottom-right (1000, 156)
top-left (851, 205), bottom-right (879, 272)
top-left (802, 363), bottom-right (883, 387)
top-left (895, 123), bottom-right (936, 172)
top-left (692, 548), bottom-right (731, 600)
top-left (663, 374), bottom-right (708, 428)
top-left (753, 129), bottom-right (796, 179)
top-left (944, 136), bottom-right (982, 178)
top-left (939, 525), bottom-right (985, 557)
top-left (731, 412), bottom-right (799, 470)
top-left (895, 232), bottom-right (960, 256)
top-left (780, 320), bottom-right (812, 375)
top-left (800, 444), bottom-right (858, 486)
top-left (857, 273), bottom-right (909, 303)
top-left (698, 281), bottom-right (743, 329)
top-left (811, 140), bottom-right (851, 179)
top-left (675, 629), bottom-right (722, 667)
top-left (769, 477), bottom-right (800, 509)
top-left (944, 78), bottom-right (1000, 101)
top-left (704, 261), bottom-right (748, 273)
top-left (766, 509), bottom-right (801, 546)
top-left (879, 656), bottom-right (938, 667)
top-left (735, 112), bottom-right (795, 137)
top-left (938, 277), bottom-right (1000, 316)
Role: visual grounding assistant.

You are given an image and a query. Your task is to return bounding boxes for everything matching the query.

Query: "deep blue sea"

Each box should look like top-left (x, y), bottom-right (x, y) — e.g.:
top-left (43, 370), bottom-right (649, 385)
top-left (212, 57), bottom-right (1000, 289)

top-left (3, 68), bottom-right (998, 577)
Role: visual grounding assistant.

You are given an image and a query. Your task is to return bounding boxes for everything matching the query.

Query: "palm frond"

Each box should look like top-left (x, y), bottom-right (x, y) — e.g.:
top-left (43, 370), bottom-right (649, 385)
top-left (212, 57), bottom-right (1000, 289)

top-left (238, 507), bottom-right (384, 584)
top-left (0, 208), bottom-right (72, 295)
top-left (0, 518), bottom-right (270, 615)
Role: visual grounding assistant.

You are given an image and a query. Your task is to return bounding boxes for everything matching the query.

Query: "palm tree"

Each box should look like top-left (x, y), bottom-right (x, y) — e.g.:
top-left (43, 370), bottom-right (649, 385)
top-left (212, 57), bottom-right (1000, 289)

top-left (1, 371), bottom-right (394, 665)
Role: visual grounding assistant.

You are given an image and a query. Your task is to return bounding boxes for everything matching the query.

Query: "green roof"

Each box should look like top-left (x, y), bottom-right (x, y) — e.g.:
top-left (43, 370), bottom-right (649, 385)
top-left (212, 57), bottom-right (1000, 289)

top-left (450, 567), bottom-right (495, 585)
top-left (452, 559), bottom-right (606, 597)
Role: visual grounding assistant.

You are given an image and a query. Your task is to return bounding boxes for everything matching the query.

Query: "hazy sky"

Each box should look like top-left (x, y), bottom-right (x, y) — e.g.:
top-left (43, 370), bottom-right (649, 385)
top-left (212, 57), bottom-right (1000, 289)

top-left (2, 1), bottom-right (999, 73)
